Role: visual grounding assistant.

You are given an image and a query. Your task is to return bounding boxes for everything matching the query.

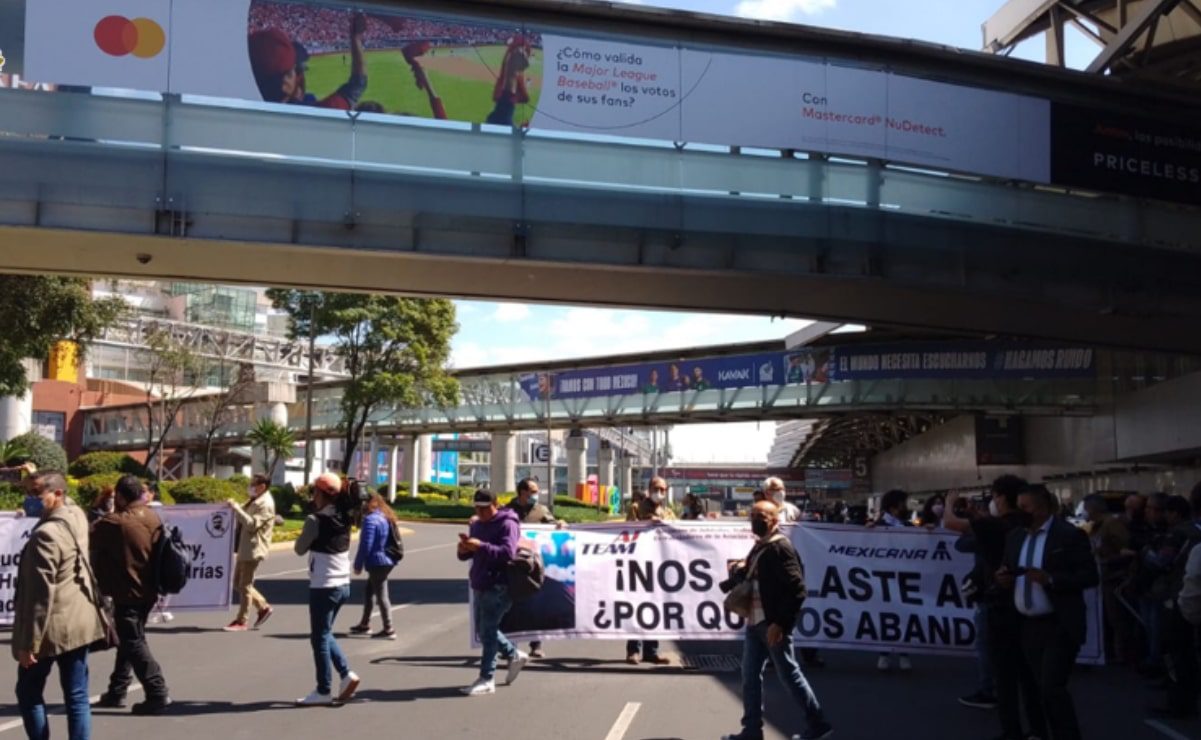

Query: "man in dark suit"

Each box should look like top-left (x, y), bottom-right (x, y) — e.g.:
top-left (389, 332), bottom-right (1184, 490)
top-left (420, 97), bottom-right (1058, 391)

top-left (997, 484), bottom-right (1098, 740)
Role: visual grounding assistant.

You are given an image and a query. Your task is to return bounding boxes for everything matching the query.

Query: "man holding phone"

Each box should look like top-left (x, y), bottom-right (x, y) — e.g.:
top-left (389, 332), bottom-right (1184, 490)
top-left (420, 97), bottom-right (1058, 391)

top-left (457, 489), bottom-right (527, 696)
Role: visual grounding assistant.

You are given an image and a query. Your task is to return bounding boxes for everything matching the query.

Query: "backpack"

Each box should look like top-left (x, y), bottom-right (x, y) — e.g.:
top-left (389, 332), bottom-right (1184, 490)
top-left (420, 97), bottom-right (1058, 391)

top-left (506, 539), bottom-right (544, 602)
top-left (385, 519), bottom-right (405, 563)
top-left (153, 523), bottom-right (191, 595)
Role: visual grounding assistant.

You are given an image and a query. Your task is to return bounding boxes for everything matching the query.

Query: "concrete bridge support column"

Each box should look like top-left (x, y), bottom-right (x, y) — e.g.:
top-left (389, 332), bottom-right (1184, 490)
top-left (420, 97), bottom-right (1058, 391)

top-left (0, 360), bottom-right (38, 442)
top-left (597, 442), bottom-right (615, 488)
top-left (387, 443), bottom-right (400, 502)
top-left (490, 432), bottom-right (516, 494)
top-left (253, 382), bottom-right (295, 486)
top-left (418, 434), bottom-right (433, 484)
top-left (405, 435), bottom-right (420, 498)
top-left (565, 431), bottom-right (588, 499)
top-left (619, 453), bottom-right (634, 497)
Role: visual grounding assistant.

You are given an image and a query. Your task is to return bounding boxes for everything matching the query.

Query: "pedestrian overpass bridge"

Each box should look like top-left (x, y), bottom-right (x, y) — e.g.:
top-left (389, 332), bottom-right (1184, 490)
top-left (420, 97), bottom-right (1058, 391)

top-left (1, 0), bottom-right (1200, 353)
top-left (78, 336), bottom-right (1194, 454)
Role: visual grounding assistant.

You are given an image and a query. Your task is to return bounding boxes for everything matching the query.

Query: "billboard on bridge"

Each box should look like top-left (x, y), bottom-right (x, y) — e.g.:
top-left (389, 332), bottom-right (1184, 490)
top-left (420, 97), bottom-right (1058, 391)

top-left (516, 341), bottom-right (1096, 401)
top-left (10, 1), bottom-right (1194, 204)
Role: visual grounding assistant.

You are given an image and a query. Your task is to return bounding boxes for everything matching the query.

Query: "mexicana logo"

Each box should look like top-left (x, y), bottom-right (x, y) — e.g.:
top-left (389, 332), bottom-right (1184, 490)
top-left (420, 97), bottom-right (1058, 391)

top-left (932, 541), bottom-right (952, 562)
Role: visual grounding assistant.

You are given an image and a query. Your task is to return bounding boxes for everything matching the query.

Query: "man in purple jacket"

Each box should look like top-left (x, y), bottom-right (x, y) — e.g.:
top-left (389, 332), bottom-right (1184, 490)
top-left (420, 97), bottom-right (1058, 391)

top-left (457, 489), bottom-right (529, 696)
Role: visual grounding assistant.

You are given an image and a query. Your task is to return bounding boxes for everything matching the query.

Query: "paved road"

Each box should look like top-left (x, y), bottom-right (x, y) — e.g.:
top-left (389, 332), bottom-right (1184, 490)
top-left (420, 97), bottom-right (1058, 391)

top-left (2, 522), bottom-right (1199, 740)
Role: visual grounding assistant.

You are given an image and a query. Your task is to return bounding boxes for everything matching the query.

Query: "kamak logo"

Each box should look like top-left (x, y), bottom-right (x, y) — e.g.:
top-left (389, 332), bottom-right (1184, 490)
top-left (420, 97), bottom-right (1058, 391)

top-left (94, 16), bottom-right (166, 59)
top-left (581, 530), bottom-right (640, 556)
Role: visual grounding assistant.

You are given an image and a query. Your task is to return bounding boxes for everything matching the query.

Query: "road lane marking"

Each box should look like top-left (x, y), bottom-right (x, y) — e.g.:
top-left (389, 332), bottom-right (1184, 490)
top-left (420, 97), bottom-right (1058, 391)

top-left (602, 702), bottom-right (641, 740)
top-left (1145, 719), bottom-right (1194, 740)
top-left (0, 686), bottom-right (143, 734)
top-left (262, 543), bottom-right (456, 578)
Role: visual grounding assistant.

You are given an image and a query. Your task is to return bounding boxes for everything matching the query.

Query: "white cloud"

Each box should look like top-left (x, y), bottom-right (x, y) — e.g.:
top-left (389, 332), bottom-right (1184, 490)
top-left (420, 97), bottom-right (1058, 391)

top-left (450, 341), bottom-right (490, 369)
top-left (493, 303), bottom-right (532, 323)
top-left (734, 0), bottom-right (836, 22)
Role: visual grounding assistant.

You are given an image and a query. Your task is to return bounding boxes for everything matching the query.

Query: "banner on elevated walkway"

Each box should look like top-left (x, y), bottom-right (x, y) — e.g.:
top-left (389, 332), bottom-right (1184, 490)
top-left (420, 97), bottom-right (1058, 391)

top-left (484, 521), bottom-right (1103, 664)
top-left (0, 504), bottom-right (234, 624)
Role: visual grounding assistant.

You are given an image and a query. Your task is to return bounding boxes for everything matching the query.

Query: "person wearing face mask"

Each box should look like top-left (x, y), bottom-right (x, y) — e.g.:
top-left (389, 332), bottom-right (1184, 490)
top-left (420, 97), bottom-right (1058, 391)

top-left (918, 495), bottom-right (946, 528)
top-left (870, 489), bottom-right (914, 672)
top-left (763, 477), bottom-right (801, 524)
top-left (625, 476), bottom-right (675, 666)
top-left (223, 474), bottom-right (277, 632)
top-left (722, 501), bottom-right (833, 740)
top-left (504, 478), bottom-right (555, 658)
top-left (947, 476), bottom-right (1045, 740)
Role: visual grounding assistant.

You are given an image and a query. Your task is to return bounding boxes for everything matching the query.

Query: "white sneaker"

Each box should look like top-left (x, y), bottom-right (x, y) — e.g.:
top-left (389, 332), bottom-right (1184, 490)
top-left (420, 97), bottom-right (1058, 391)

top-left (296, 690), bottom-right (333, 706)
top-left (505, 651), bottom-right (529, 685)
top-left (876, 655), bottom-right (891, 672)
top-left (898, 655), bottom-right (912, 672)
top-left (337, 671), bottom-right (361, 703)
top-left (460, 678), bottom-right (495, 696)
top-left (148, 613), bottom-right (161, 625)
top-left (160, 612), bottom-right (174, 623)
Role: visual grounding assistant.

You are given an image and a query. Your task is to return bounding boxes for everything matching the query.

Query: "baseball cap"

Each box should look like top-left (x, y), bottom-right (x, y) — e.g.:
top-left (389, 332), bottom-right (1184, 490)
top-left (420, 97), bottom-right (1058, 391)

top-left (473, 489), bottom-right (497, 507)
top-left (249, 29), bottom-right (297, 77)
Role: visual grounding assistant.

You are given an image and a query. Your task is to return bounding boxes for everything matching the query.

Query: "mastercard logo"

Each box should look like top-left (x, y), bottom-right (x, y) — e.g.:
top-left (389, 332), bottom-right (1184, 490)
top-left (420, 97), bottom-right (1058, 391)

top-left (94, 16), bottom-right (166, 59)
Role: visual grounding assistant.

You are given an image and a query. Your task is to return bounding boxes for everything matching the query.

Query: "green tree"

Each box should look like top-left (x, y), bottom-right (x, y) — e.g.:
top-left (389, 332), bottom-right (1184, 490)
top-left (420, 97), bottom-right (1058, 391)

top-left (0, 437), bottom-right (32, 466)
top-left (0, 276), bottom-right (126, 395)
top-left (266, 290), bottom-right (459, 473)
top-left (247, 418), bottom-right (296, 480)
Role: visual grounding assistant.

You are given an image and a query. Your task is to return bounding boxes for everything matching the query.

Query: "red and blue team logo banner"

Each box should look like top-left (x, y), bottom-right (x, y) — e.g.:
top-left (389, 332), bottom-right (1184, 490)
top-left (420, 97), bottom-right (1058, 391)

top-left (516, 342), bottom-right (1096, 401)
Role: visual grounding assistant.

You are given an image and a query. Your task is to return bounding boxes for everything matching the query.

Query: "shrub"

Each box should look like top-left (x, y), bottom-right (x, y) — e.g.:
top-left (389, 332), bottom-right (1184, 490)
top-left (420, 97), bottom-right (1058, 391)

top-left (77, 472), bottom-right (128, 506)
top-left (68, 451), bottom-right (147, 478)
top-left (0, 482), bottom-right (23, 511)
top-left (6, 432), bottom-right (67, 473)
top-left (228, 473), bottom-right (250, 487)
top-left (170, 477), bottom-right (245, 505)
top-left (272, 483), bottom-right (303, 517)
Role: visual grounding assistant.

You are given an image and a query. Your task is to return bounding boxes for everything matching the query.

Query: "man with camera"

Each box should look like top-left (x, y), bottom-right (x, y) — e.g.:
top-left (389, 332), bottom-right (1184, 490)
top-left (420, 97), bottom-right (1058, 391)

top-left (293, 472), bottom-right (361, 706)
top-left (721, 501), bottom-right (833, 740)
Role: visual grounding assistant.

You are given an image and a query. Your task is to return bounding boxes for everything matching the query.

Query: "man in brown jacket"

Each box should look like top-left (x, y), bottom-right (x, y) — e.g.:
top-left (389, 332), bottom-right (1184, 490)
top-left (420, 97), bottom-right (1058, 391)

top-left (624, 476), bottom-right (675, 666)
top-left (224, 473), bottom-right (276, 631)
top-left (13, 470), bottom-right (105, 740)
top-left (90, 474), bottom-right (171, 715)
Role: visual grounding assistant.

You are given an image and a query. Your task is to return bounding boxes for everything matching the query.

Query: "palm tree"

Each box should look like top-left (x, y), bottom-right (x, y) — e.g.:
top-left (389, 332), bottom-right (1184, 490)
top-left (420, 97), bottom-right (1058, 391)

top-left (0, 437), bottom-right (32, 467)
top-left (246, 419), bottom-right (296, 480)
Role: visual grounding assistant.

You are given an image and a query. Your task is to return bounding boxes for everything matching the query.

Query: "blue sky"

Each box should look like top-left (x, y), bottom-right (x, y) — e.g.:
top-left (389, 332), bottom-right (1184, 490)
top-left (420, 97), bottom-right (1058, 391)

top-left (454, 0), bottom-right (1099, 462)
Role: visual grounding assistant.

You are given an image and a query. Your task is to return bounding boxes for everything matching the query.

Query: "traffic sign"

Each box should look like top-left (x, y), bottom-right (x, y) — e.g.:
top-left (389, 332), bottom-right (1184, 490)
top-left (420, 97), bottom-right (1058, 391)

top-left (534, 444), bottom-right (551, 463)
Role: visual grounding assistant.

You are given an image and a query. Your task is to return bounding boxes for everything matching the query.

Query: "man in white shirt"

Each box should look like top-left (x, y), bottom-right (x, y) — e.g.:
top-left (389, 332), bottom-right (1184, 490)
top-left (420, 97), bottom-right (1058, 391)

top-left (997, 484), bottom-right (1097, 740)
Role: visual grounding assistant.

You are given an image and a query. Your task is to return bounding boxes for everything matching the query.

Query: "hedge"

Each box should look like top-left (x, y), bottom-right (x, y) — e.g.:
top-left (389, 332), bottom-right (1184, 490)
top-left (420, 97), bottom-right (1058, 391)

top-left (76, 472), bottom-right (127, 507)
top-left (68, 452), bottom-right (148, 479)
top-left (168, 477), bottom-right (245, 505)
top-left (5, 432), bottom-right (67, 473)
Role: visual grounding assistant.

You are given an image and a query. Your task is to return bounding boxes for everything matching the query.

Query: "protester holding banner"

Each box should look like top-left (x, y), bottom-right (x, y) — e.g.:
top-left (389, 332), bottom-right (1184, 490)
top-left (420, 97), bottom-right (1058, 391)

top-left (624, 476), bottom-right (674, 667)
top-left (293, 472), bottom-right (361, 706)
top-left (722, 501), bottom-right (833, 740)
top-left (504, 478), bottom-right (555, 658)
top-left (870, 489), bottom-right (913, 673)
top-left (763, 477), bottom-right (800, 524)
top-left (457, 489), bottom-right (528, 696)
top-left (12, 471), bottom-right (105, 740)
top-left (225, 474), bottom-right (276, 632)
top-left (998, 484), bottom-right (1098, 740)
top-left (91, 475), bottom-right (172, 715)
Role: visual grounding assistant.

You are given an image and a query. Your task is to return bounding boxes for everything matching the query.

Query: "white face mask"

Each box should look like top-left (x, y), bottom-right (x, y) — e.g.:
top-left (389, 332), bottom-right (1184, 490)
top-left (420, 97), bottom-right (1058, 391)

top-left (988, 499), bottom-right (1000, 517)
top-left (247, 486), bottom-right (257, 498)
top-left (528, 494), bottom-right (539, 506)
top-left (771, 491), bottom-right (785, 505)
top-left (651, 492), bottom-right (665, 504)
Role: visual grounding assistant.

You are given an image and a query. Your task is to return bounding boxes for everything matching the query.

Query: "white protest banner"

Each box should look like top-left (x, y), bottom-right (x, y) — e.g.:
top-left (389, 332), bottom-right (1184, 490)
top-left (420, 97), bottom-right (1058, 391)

top-left (0, 514), bottom-right (37, 625)
top-left (158, 504), bottom-right (235, 612)
top-left (486, 521), bottom-right (1103, 664)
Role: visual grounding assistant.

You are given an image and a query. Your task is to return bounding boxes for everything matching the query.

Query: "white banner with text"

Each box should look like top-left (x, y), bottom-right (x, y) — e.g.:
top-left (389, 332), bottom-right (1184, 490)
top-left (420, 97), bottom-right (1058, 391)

top-left (482, 521), bottom-right (1103, 664)
top-left (0, 504), bottom-right (234, 624)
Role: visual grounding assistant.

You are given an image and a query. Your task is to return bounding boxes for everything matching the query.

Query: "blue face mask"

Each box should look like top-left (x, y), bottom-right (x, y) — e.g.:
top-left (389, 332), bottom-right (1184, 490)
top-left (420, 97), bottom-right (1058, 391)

top-left (22, 496), bottom-right (45, 518)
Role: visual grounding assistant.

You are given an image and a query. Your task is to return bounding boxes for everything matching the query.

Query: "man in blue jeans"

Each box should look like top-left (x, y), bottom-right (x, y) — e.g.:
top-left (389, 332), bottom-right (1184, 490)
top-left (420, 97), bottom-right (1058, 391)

top-left (13, 471), bottom-right (106, 740)
top-left (723, 501), bottom-right (833, 740)
top-left (458, 489), bottom-right (528, 696)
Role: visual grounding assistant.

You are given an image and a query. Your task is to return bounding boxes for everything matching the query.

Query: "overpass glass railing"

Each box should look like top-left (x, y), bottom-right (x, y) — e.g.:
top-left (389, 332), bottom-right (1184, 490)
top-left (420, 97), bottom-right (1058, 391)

top-left (1, 87), bottom-right (1198, 255)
